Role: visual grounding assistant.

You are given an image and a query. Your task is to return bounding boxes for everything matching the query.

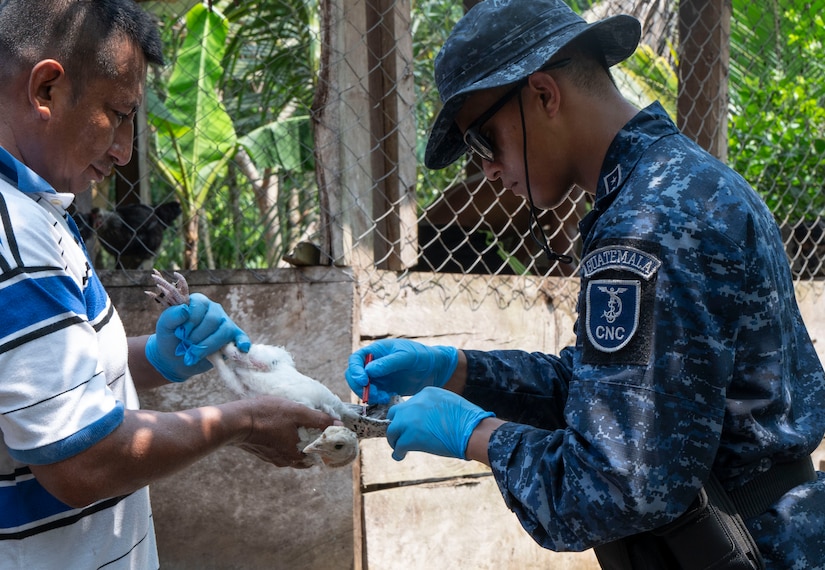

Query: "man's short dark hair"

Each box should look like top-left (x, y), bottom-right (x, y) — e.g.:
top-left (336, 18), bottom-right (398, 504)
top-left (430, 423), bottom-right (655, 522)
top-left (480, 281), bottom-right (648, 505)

top-left (0, 0), bottom-right (164, 91)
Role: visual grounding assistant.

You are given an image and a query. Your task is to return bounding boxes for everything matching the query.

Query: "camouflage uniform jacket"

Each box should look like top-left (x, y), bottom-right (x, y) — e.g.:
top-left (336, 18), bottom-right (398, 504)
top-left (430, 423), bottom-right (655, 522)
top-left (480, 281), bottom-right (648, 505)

top-left (463, 102), bottom-right (825, 567)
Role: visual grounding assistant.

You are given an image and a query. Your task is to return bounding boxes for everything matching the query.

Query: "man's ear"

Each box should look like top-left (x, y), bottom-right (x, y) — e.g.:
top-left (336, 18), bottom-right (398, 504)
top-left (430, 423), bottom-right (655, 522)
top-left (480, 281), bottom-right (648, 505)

top-left (28, 60), bottom-right (66, 121)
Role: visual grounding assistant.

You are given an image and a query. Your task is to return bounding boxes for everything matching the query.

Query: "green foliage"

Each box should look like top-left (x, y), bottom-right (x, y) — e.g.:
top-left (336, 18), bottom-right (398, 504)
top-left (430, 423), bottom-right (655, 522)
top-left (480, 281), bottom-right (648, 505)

top-left (148, 4), bottom-right (237, 219)
top-left (728, 1), bottom-right (825, 223)
top-left (619, 43), bottom-right (678, 119)
top-left (144, 0), bottom-right (319, 269)
top-left (412, 0), bottom-right (465, 206)
top-left (566, 0), bottom-right (599, 12)
top-left (239, 116), bottom-right (314, 172)
top-left (218, 0), bottom-right (318, 134)
top-left (490, 232), bottom-right (529, 276)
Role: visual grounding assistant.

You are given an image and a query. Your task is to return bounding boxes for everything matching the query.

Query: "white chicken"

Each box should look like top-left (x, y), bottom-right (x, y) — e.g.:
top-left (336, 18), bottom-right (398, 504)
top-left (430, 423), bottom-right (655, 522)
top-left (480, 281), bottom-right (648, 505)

top-left (211, 343), bottom-right (359, 468)
top-left (146, 270), bottom-right (393, 468)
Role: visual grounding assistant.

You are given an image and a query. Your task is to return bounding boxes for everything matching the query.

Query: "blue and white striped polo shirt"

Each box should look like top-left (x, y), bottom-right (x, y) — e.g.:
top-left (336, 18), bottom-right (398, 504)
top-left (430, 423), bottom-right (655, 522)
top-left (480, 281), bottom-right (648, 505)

top-left (0, 146), bottom-right (157, 568)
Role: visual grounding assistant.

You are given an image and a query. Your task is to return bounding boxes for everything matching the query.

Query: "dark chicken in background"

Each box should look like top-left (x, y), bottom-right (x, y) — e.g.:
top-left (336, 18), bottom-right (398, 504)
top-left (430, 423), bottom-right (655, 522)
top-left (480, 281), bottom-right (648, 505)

top-left (73, 202), bottom-right (182, 269)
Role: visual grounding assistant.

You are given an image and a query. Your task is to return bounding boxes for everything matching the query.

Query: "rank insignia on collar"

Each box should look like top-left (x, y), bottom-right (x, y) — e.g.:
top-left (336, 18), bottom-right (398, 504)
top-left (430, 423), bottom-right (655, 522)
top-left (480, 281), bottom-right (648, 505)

top-left (603, 164), bottom-right (622, 195)
top-left (585, 279), bottom-right (640, 353)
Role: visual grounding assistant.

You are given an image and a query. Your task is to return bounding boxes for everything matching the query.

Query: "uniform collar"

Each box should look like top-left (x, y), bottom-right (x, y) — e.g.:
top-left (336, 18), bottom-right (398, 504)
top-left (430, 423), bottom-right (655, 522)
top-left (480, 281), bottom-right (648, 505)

top-left (579, 102), bottom-right (679, 239)
top-left (595, 101), bottom-right (679, 204)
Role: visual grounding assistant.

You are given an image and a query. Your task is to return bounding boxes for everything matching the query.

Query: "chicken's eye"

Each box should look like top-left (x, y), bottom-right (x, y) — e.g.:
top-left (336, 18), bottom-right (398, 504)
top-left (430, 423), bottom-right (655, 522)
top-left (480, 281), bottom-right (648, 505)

top-left (334, 444), bottom-right (345, 450)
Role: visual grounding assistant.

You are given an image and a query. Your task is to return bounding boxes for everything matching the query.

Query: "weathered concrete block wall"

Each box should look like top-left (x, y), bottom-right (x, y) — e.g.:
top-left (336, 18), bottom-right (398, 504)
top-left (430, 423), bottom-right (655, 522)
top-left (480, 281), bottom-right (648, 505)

top-left (357, 272), bottom-right (596, 569)
top-left (106, 267), bottom-right (358, 570)
top-left (105, 269), bottom-right (825, 570)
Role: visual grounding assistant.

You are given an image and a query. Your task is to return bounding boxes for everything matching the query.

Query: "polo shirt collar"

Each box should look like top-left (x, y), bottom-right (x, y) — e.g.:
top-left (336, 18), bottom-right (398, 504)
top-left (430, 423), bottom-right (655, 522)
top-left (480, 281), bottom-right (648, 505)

top-left (0, 145), bottom-right (76, 209)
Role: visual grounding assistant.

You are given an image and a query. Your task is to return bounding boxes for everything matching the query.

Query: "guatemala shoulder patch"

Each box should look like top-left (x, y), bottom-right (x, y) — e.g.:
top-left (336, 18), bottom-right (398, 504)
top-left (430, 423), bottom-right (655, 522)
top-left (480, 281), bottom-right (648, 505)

top-left (580, 242), bottom-right (661, 365)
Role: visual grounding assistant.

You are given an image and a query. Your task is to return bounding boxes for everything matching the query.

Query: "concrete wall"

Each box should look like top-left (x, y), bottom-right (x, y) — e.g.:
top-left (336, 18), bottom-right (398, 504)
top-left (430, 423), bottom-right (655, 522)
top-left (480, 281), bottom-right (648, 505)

top-left (106, 267), bottom-right (358, 570)
top-left (357, 272), bottom-right (598, 569)
top-left (105, 269), bottom-right (825, 570)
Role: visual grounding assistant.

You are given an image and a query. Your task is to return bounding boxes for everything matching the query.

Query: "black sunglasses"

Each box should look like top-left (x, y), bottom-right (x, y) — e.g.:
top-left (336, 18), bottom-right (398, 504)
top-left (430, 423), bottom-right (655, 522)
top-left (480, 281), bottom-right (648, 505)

top-left (462, 58), bottom-right (572, 163)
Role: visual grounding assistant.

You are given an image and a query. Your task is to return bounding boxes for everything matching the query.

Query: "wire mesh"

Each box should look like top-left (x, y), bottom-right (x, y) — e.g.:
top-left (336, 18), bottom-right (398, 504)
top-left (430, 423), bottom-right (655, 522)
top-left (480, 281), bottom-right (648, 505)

top-left (76, 0), bottom-right (825, 302)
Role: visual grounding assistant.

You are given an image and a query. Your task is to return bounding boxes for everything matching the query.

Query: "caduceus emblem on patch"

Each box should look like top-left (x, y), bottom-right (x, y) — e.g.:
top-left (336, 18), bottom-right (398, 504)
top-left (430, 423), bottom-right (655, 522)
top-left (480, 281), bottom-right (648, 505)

top-left (586, 279), bottom-right (641, 352)
top-left (601, 285), bottom-right (625, 323)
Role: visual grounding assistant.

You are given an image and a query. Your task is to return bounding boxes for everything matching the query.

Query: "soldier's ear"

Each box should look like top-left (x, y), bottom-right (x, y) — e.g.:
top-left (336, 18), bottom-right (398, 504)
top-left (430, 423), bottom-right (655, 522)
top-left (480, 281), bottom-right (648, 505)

top-left (528, 71), bottom-right (561, 118)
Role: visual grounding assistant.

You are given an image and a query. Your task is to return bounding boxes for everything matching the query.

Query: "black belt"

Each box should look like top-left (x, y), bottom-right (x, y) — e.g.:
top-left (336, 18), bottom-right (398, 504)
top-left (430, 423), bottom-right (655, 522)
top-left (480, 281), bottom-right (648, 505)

top-left (594, 456), bottom-right (816, 569)
top-left (727, 455), bottom-right (817, 520)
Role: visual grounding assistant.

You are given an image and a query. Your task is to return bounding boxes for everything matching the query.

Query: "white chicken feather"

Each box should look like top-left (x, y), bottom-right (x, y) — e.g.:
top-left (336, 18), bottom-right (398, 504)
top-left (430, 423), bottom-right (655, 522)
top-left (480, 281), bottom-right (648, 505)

top-left (146, 270), bottom-right (394, 469)
top-left (209, 343), bottom-right (358, 468)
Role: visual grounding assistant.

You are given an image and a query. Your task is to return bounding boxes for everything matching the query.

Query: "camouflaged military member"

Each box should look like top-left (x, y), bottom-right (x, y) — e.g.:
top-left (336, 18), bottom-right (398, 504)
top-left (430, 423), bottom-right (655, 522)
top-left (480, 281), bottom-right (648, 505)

top-left (344, 0), bottom-right (825, 567)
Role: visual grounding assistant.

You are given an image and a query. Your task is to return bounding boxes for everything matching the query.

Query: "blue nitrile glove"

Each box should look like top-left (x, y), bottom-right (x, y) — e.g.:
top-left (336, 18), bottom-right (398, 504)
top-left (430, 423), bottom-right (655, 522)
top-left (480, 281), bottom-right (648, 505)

top-left (345, 339), bottom-right (459, 404)
top-left (145, 293), bottom-right (251, 382)
top-left (386, 386), bottom-right (494, 461)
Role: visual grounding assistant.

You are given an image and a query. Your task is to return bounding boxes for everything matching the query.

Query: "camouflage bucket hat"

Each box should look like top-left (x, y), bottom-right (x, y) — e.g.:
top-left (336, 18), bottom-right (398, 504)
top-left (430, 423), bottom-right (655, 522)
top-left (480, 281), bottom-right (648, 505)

top-left (424, 0), bottom-right (641, 170)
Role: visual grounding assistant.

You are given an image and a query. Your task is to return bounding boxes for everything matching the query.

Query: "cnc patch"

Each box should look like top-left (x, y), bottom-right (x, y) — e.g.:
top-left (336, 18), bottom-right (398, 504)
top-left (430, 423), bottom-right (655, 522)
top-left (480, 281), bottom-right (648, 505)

top-left (586, 279), bottom-right (640, 353)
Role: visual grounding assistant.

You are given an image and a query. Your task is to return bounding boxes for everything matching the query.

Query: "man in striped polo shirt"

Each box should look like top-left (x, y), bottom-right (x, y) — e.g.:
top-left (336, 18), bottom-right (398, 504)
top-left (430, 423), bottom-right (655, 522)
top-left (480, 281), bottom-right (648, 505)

top-left (0, 1), bottom-right (337, 567)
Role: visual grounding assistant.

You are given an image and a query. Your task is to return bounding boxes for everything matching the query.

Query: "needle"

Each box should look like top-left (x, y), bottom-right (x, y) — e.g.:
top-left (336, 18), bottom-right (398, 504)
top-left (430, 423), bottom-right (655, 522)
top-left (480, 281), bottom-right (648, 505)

top-left (361, 353), bottom-right (373, 415)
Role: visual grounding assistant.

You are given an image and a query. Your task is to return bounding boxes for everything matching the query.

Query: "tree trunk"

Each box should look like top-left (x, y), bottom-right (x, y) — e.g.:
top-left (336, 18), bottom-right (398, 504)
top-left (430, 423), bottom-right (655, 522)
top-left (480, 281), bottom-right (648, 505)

top-left (183, 212), bottom-right (199, 270)
top-left (678, 0), bottom-right (731, 160)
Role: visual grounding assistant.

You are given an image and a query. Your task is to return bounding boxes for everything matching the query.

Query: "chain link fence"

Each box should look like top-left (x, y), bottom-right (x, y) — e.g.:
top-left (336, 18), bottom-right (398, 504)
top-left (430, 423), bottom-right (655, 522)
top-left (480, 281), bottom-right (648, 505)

top-left (78, 0), bottom-right (825, 306)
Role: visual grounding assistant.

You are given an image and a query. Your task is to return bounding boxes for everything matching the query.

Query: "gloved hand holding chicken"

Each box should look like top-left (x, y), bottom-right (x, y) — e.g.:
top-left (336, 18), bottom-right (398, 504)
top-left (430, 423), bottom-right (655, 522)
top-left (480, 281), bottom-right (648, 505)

top-left (146, 292), bottom-right (251, 383)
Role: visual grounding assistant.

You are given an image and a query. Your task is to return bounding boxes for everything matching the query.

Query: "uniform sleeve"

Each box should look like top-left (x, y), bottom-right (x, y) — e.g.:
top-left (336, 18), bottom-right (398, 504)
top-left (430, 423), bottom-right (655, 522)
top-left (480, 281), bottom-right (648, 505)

top-left (481, 212), bottom-right (750, 550)
top-left (463, 347), bottom-right (574, 430)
